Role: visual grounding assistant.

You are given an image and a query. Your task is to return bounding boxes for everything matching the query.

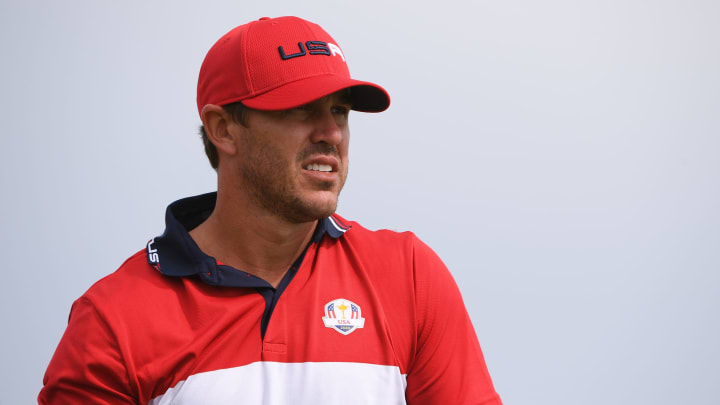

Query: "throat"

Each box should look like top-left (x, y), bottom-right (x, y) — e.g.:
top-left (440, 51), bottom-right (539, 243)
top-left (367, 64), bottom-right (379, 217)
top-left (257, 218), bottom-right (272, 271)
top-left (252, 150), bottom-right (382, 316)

top-left (189, 210), bottom-right (318, 288)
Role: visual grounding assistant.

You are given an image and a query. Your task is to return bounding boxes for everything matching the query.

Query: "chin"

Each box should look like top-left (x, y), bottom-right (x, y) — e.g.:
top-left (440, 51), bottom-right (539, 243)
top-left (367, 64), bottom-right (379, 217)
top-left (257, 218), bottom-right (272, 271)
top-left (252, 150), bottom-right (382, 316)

top-left (304, 198), bottom-right (339, 219)
top-left (284, 193), bottom-right (339, 223)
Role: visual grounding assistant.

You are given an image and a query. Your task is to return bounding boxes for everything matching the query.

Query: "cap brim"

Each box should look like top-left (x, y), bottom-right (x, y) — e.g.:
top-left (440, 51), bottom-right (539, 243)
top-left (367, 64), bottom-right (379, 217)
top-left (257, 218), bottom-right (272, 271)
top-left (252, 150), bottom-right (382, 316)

top-left (240, 74), bottom-right (390, 112)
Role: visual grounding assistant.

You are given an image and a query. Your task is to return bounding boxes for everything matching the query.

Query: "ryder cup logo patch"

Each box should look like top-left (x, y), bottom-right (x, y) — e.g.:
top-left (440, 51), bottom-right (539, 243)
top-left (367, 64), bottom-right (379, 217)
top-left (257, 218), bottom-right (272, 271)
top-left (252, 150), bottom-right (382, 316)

top-left (322, 298), bottom-right (365, 335)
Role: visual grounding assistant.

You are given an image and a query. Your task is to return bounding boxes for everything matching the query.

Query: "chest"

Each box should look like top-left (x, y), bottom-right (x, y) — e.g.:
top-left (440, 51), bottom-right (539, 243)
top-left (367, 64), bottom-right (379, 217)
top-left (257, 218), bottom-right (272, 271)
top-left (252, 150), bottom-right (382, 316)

top-left (133, 253), bottom-right (414, 404)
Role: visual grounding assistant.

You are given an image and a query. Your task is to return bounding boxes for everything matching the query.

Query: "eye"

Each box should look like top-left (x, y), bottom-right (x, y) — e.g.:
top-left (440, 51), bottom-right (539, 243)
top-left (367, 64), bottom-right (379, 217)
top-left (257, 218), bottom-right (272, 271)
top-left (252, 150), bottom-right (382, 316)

top-left (332, 105), bottom-right (350, 116)
top-left (282, 104), bottom-right (313, 119)
top-left (292, 105), bottom-right (313, 112)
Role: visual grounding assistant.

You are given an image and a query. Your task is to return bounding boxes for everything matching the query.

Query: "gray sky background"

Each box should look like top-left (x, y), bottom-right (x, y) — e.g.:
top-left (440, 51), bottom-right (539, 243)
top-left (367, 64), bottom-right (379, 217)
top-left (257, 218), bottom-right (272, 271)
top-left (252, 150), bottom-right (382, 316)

top-left (1, 0), bottom-right (718, 404)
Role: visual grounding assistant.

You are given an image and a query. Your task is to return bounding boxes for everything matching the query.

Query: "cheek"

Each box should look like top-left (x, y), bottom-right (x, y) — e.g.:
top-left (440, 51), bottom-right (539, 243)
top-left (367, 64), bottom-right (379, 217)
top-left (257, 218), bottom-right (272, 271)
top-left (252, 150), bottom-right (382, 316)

top-left (259, 138), bottom-right (297, 164)
top-left (339, 131), bottom-right (350, 157)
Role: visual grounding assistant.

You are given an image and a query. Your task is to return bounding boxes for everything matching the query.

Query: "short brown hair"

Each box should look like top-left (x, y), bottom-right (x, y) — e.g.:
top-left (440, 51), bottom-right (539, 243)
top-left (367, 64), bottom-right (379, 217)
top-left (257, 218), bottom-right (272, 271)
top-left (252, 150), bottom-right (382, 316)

top-left (198, 102), bottom-right (248, 170)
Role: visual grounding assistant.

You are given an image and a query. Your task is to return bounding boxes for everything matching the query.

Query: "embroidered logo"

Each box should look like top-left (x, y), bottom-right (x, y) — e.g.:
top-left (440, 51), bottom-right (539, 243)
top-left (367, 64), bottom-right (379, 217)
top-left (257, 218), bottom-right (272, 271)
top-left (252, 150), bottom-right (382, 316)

top-left (147, 238), bottom-right (160, 265)
top-left (322, 298), bottom-right (365, 335)
top-left (278, 41), bottom-right (345, 61)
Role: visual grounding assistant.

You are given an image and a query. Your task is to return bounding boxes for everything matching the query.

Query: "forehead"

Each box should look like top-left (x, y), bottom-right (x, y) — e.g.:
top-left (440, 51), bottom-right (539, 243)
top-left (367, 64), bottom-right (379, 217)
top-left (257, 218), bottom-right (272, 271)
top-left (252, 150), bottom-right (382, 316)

top-left (242, 88), bottom-right (352, 125)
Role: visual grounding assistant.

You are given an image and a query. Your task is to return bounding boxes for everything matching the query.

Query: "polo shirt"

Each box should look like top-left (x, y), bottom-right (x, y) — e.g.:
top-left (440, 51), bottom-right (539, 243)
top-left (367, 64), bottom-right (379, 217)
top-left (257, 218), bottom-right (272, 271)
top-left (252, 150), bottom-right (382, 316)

top-left (39, 193), bottom-right (502, 405)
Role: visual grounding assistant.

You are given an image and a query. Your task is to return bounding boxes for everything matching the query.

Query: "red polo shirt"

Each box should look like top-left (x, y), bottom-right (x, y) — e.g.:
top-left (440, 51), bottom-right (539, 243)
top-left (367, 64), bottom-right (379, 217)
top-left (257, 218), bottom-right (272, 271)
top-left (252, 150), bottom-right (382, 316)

top-left (40, 193), bottom-right (501, 404)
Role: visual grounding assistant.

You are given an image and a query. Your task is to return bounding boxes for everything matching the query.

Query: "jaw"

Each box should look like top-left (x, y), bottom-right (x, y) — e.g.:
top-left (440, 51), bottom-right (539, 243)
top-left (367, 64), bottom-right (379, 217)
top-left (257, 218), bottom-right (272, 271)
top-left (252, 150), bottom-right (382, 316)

top-left (294, 169), bottom-right (346, 216)
top-left (276, 188), bottom-right (340, 223)
top-left (297, 179), bottom-right (341, 207)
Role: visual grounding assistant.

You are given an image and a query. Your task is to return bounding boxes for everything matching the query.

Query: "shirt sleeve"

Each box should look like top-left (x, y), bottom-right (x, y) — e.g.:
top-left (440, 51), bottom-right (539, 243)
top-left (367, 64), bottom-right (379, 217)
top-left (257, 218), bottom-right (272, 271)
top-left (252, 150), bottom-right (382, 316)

top-left (405, 236), bottom-right (502, 405)
top-left (39, 296), bottom-right (136, 404)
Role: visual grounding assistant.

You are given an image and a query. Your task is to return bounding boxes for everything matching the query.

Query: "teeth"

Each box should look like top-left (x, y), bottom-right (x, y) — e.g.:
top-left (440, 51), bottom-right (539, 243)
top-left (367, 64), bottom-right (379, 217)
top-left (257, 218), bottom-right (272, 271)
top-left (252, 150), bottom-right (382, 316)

top-left (304, 164), bottom-right (332, 172)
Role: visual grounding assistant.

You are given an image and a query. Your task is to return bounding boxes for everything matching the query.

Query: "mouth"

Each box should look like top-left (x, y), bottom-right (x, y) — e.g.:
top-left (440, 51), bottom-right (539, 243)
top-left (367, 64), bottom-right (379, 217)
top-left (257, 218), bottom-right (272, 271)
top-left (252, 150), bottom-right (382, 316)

top-left (301, 155), bottom-right (339, 174)
top-left (304, 163), bottom-right (333, 172)
top-left (300, 155), bottom-right (341, 187)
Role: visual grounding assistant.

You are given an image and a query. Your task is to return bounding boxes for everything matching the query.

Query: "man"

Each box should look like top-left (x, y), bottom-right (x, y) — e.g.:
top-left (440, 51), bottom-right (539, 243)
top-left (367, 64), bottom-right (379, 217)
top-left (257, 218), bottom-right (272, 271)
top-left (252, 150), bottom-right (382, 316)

top-left (40, 16), bottom-right (502, 404)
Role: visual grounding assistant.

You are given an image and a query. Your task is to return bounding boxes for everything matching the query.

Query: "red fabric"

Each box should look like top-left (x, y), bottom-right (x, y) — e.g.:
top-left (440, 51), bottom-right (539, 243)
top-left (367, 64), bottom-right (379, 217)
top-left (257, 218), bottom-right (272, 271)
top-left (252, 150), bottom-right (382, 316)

top-left (39, 219), bottom-right (501, 404)
top-left (196, 16), bottom-right (390, 114)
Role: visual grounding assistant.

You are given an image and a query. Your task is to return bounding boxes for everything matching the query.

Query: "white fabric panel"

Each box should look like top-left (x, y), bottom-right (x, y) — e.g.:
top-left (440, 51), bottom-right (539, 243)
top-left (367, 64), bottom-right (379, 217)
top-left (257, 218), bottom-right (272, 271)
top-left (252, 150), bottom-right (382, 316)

top-left (149, 361), bottom-right (408, 405)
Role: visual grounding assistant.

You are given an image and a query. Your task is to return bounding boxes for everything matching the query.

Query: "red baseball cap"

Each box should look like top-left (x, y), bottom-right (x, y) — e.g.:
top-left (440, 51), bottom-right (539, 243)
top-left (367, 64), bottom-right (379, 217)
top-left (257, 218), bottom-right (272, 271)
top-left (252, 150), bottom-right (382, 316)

top-left (197, 16), bottom-right (390, 116)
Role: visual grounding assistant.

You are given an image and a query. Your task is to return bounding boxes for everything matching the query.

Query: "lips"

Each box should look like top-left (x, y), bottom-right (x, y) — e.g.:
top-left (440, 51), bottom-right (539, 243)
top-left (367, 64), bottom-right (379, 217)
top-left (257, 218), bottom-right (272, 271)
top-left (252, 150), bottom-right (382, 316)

top-left (301, 155), bottom-right (339, 173)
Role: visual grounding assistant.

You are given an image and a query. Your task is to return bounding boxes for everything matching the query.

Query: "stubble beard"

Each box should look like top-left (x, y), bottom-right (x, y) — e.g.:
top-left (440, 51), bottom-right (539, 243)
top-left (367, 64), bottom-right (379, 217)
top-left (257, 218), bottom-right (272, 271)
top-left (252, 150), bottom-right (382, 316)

top-left (240, 139), bottom-right (346, 224)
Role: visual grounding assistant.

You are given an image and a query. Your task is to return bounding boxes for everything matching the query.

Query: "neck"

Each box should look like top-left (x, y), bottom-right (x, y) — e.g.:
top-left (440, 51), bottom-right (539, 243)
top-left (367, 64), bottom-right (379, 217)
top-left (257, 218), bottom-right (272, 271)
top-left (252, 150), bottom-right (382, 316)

top-left (189, 188), bottom-right (317, 288)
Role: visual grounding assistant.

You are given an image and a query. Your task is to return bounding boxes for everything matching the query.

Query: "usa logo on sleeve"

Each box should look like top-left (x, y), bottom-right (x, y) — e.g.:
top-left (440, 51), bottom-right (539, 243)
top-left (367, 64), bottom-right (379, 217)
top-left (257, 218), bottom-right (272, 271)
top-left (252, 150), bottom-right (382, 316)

top-left (322, 298), bottom-right (365, 335)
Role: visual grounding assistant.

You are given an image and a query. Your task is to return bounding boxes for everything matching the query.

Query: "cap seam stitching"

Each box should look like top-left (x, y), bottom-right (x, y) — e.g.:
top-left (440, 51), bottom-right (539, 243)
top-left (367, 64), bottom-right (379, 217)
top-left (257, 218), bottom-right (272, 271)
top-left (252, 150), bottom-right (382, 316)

top-left (243, 22), bottom-right (254, 95)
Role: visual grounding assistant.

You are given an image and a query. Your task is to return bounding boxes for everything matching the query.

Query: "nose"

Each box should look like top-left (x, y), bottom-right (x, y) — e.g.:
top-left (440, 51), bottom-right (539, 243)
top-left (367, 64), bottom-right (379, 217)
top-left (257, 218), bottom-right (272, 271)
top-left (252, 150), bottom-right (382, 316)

top-left (309, 109), bottom-right (345, 146)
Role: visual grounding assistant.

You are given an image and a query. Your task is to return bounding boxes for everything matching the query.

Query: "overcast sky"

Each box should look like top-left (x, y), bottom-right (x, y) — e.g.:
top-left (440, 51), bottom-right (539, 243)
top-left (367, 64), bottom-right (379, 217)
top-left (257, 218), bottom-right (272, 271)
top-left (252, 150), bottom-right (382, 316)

top-left (1, 0), bottom-right (719, 403)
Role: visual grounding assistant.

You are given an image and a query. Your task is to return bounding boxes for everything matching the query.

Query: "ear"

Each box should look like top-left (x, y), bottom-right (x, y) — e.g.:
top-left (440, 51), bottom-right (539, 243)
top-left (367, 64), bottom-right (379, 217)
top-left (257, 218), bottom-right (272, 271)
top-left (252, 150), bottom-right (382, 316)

top-left (201, 104), bottom-right (239, 157)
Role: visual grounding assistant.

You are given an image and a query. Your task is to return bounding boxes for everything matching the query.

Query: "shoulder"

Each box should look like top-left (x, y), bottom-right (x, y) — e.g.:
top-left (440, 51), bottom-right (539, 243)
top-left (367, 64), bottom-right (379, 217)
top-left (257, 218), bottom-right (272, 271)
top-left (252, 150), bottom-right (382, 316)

top-left (334, 214), bottom-right (424, 251)
top-left (84, 249), bottom-right (158, 294)
top-left (334, 214), bottom-right (443, 270)
top-left (78, 249), bottom-right (180, 318)
top-left (330, 214), bottom-right (453, 310)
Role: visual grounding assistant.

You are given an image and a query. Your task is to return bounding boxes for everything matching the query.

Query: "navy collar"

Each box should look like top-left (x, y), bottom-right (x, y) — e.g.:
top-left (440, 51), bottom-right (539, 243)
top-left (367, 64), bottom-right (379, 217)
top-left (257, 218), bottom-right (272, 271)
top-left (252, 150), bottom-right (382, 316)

top-left (145, 192), bottom-right (350, 287)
